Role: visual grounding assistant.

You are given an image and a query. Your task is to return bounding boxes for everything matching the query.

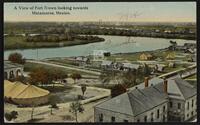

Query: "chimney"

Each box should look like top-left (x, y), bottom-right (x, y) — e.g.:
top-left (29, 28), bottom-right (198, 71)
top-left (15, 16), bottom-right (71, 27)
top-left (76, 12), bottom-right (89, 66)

top-left (144, 77), bottom-right (149, 88)
top-left (163, 79), bottom-right (168, 93)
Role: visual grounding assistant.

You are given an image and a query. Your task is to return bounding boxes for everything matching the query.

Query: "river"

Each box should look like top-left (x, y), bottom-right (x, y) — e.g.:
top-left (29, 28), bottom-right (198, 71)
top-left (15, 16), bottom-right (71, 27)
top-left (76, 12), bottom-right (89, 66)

top-left (4, 35), bottom-right (195, 60)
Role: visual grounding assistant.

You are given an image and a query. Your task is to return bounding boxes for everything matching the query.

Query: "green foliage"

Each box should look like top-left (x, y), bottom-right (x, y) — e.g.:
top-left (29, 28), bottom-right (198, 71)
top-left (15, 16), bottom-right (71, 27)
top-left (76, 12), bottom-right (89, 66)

top-left (8, 52), bottom-right (25, 64)
top-left (111, 84), bottom-right (127, 97)
top-left (5, 111), bottom-right (18, 121)
top-left (70, 73), bottom-right (82, 84)
top-left (69, 100), bottom-right (84, 122)
top-left (81, 84), bottom-right (87, 96)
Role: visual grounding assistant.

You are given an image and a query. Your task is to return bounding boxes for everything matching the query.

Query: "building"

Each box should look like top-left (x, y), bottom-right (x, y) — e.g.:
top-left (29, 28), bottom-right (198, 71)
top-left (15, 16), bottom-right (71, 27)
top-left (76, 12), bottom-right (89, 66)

top-left (4, 61), bottom-right (24, 80)
top-left (75, 56), bottom-right (90, 66)
top-left (155, 64), bottom-right (166, 72)
top-left (93, 50), bottom-right (111, 61)
top-left (166, 53), bottom-right (175, 60)
top-left (187, 54), bottom-right (196, 62)
top-left (94, 77), bottom-right (196, 122)
top-left (4, 80), bottom-right (50, 106)
top-left (122, 63), bottom-right (141, 71)
top-left (101, 60), bottom-right (113, 70)
top-left (139, 53), bottom-right (154, 61)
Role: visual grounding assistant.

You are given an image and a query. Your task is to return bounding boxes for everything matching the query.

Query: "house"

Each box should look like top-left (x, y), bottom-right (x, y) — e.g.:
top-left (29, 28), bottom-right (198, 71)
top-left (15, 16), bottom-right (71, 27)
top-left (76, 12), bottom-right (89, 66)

top-left (101, 60), bottom-right (113, 70)
top-left (93, 50), bottom-right (111, 61)
top-left (187, 55), bottom-right (196, 62)
top-left (139, 53), bottom-right (154, 61)
top-left (4, 61), bottom-right (24, 80)
top-left (94, 77), bottom-right (196, 122)
top-left (75, 56), bottom-right (90, 66)
top-left (166, 53), bottom-right (175, 60)
top-left (184, 48), bottom-right (195, 54)
top-left (155, 64), bottom-right (166, 72)
top-left (122, 63), bottom-right (141, 71)
top-left (168, 62), bottom-right (176, 68)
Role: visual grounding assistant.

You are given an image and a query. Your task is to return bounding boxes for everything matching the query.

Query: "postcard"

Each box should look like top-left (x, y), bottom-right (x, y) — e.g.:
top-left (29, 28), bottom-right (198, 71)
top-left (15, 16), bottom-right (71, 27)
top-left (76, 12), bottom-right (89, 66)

top-left (3, 2), bottom-right (197, 123)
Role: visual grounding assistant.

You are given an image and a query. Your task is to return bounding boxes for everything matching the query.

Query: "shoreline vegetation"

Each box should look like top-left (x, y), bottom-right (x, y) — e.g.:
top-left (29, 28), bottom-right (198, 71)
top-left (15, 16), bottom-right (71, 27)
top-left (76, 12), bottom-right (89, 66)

top-left (4, 35), bottom-right (105, 50)
top-left (4, 22), bottom-right (196, 50)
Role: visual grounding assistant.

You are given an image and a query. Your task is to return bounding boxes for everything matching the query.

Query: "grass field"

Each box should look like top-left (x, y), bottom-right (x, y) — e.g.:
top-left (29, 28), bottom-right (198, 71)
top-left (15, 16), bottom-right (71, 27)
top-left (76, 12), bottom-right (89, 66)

top-left (24, 62), bottom-right (99, 76)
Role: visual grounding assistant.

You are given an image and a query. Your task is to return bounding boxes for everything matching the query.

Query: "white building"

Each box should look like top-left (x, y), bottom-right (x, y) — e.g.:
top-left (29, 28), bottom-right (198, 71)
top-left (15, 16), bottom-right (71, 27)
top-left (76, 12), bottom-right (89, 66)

top-left (92, 50), bottom-right (111, 61)
top-left (94, 77), bottom-right (196, 122)
top-left (4, 61), bottom-right (24, 80)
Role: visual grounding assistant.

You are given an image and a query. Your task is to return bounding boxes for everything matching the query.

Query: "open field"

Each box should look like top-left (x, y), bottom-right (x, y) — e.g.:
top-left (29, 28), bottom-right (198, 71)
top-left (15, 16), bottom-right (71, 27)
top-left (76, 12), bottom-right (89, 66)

top-left (24, 62), bottom-right (99, 76)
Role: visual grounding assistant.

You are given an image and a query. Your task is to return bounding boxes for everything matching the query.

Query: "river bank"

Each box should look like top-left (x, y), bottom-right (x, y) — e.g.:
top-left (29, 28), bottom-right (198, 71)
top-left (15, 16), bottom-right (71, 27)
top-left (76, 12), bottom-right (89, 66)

top-left (4, 36), bottom-right (105, 50)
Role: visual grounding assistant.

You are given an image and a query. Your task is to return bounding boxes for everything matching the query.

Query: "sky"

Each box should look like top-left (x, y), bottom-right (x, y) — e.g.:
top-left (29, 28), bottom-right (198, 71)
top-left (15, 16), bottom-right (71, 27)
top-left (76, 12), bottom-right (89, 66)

top-left (4, 2), bottom-right (196, 22)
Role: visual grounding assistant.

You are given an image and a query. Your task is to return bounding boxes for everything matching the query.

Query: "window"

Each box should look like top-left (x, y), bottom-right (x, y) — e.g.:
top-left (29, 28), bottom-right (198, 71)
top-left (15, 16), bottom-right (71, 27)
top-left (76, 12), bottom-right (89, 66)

top-left (187, 102), bottom-right (189, 110)
top-left (163, 105), bottom-right (166, 112)
top-left (191, 111), bottom-right (193, 116)
top-left (137, 119), bottom-right (140, 122)
top-left (111, 116), bottom-right (115, 122)
top-left (151, 112), bottom-right (154, 122)
top-left (178, 103), bottom-right (181, 109)
top-left (99, 114), bottom-right (103, 122)
top-left (144, 116), bottom-right (147, 122)
top-left (192, 99), bottom-right (194, 107)
top-left (170, 102), bottom-right (173, 108)
top-left (157, 109), bottom-right (160, 118)
top-left (124, 119), bottom-right (128, 122)
top-left (187, 113), bottom-right (189, 117)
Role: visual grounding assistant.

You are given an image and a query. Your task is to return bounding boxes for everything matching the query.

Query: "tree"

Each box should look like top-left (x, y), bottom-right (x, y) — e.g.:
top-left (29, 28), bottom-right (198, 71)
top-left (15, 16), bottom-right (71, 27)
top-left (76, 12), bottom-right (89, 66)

top-left (30, 104), bottom-right (35, 120)
top-left (8, 52), bottom-right (25, 64)
top-left (70, 73), bottom-right (82, 84)
top-left (111, 84), bottom-right (127, 97)
top-left (4, 111), bottom-right (18, 121)
top-left (81, 84), bottom-right (87, 96)
top-left (69, 100), bottom-right (84, 122)
top-left (14, 75), bottom-right (26, 84)
top-left (143, 63), bottom-right (151, 77)
top-left (121, 70), bottom-right (137, 87)
top-left (28, 67), bottom-right (49, 86)
top-left (48, 95), bottom-right (59, 115)
top-left (99, 70), bottom-right (119, 86)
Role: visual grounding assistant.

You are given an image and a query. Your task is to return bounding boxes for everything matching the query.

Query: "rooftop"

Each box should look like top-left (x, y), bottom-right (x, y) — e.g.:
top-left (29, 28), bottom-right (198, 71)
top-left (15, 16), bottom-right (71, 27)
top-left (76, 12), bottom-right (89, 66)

top-left (4, 61), bottom-right (23, 70)
top-left (95, 77), bottom-right (196, 116)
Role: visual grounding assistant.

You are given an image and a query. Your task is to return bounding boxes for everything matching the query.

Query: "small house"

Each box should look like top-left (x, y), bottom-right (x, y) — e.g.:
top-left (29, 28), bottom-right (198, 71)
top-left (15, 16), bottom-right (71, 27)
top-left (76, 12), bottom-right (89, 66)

top-left (166, 53), bottom-right (175, 60)
top-left (168, 62), bottom-right (176, 68)
top-left (75, 56), bottom-right (90, 66)
top-left (101, 60), bottom-right (113, 70)
top-left (155, 64), bottom-right (166, 72)
top-left (122, 63), bottom-right (141, 71)
top-left (187, 55), bottom-right (196, 62)
top-left (139, 53), bottom-right (154, 61)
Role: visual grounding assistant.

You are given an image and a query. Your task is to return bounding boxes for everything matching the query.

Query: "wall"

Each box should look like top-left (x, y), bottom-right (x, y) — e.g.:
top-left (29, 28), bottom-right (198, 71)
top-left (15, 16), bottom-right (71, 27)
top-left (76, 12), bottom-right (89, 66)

top-left (184, 95), bottom-right (197, 121)
top-left (168, 98), bottom-right (185, 121)
top-left (135, 102), bottom-right (168, 122)
top-left (94, 101), bottom-right (168, 122)
top-left (94, 108), bottom-right (134, 122)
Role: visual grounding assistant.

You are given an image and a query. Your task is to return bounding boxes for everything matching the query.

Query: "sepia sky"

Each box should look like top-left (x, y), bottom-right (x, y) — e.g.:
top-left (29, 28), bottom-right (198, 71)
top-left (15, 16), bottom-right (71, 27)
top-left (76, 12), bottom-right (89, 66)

top-left (4, 2), bottom-right (196, 22)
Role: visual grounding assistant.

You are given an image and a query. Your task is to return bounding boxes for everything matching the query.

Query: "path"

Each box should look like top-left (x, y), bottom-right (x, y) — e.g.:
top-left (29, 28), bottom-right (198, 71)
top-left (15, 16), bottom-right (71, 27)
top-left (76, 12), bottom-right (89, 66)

top-left (27, 60), bottom-right (101, 76)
